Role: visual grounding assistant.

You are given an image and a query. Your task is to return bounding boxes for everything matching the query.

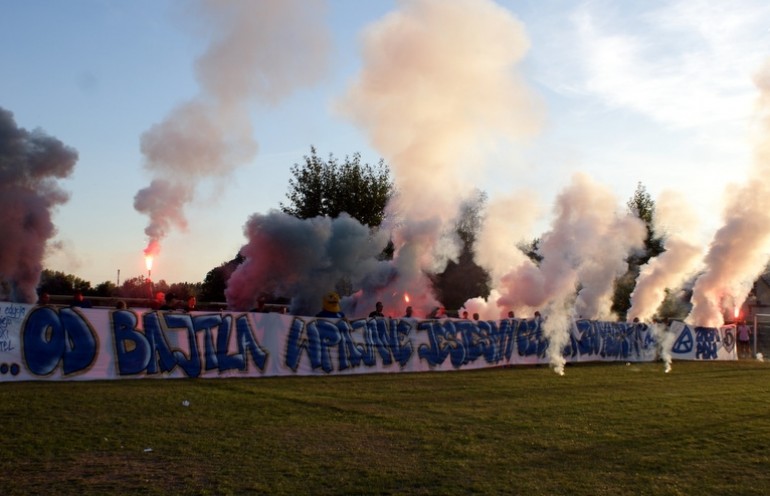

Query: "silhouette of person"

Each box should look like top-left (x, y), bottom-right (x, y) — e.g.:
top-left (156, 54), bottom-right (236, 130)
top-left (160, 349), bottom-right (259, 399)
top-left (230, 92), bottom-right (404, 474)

top-left (737, 321), bottom-right (752, 358)
top-left (160, 292), bottom-right (177, 311)
top-left (185, 296), bottom-right (198, 312)
top-left (70, 291), bottom-right (92, 308)
top-left (369, 301), bottom-right (384, 318)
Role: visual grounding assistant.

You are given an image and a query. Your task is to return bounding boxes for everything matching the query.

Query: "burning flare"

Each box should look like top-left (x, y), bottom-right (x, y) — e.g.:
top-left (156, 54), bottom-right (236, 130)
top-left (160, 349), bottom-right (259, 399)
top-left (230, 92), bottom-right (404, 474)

top-left (143, 239), bottom-right (160, 279)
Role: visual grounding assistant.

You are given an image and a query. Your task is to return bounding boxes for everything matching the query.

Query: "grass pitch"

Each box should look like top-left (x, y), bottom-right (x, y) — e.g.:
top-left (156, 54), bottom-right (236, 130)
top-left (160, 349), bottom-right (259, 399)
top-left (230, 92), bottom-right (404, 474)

top-left (1, 360), bottom-right (769, 495)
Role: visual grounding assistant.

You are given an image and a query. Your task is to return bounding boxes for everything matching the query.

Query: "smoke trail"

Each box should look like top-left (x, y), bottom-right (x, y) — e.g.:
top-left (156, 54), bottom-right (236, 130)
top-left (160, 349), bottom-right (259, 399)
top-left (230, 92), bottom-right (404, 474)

top-left (541, 307), bottom-right (572, 376)
top-left (627, 190), bottom-right (702, 322)
top-left (687, 60), bottom-right (770, 327)
top-left (650, 322), bottom-right (676, 373)
top-left (0, 107), bottom-right (78, 303)
top-left (475, 193), bottom-right (541, 298)
top-left (337, 0), bottom-right (542, 307)
top-left (497, 173), bottom-right (645, 317)
top-left (134, 0), bottom-right (329, 261)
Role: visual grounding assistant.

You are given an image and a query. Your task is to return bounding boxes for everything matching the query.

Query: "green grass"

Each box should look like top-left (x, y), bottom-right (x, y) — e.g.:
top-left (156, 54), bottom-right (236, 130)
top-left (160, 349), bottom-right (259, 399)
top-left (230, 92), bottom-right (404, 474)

top-left (1, 361), bottom-right (769, 495)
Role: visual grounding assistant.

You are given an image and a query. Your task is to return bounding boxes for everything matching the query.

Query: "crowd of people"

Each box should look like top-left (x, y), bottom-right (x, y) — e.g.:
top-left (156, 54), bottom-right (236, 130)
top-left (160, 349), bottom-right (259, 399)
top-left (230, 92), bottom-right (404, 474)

top-left (312, 291), bottom-right (523, 322)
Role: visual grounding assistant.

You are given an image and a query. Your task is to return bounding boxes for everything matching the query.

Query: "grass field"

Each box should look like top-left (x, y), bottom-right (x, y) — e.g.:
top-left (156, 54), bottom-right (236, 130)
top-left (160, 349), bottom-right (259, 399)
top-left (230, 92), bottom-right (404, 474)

top-left (1, 360), bottom-right (769, 495)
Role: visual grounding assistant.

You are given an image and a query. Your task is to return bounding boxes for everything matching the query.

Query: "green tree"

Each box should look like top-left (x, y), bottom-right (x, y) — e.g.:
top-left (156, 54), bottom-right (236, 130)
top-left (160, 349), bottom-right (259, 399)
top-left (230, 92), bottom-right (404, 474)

top-left (518, 238), bottom-right (543, 265)
top-left (281, 146), bottom-right (393, 227)
top-left (612, 182), bottom-right (666, 318)
top-left (167, 282), bottom-right (201, 301)
top-left (93, 280), bottom-right (117, 297)
top-left (430, 191), bottom-right (491, 311)
top-left (37, 269), bottom-right (92, 296)
top-left (204, 147), bottom-right (393, 303)
top-left (200, 254), bottom-right (244, 303)
top-left (115, 276), bottom-right (155, 299)
top-left (626, 182), bottom-right (665, 265)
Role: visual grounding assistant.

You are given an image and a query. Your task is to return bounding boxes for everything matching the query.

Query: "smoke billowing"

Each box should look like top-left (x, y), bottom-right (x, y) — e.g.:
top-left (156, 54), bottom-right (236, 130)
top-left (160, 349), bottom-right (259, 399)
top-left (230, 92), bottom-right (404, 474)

top-left (686, 61), bottom-right (770, 327)
top-left (225, 211), bottom-right (392, 316)
top-left (488, 173), bottom-right (645, 373)
top-left (493, 174), bottom-right (645, 319)
top-left (0, 107), bottom-right (77, 303)
top-left (627, 191), bottom-right (702, 322)
top-left (228, 0), bottom-right (545, 319)
top-left (126, 3), bottom-right (770, 369)
top-left (134, 0), bottom-right (330, 261)
top-left (331, 0), bottom-right (542, 313)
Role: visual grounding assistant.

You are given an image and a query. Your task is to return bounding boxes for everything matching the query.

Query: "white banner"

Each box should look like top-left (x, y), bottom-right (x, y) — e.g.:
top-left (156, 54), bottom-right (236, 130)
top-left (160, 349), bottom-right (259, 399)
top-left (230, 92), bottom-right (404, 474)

top-left (0, 303), bottom-right (735, 381)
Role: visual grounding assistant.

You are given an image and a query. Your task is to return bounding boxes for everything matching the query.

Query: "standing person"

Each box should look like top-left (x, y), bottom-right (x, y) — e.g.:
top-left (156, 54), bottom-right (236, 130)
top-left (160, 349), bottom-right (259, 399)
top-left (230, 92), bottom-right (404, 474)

top-left (160, 293), bottom-right (178, 311)
top-left (150, 291), bottom-right (165, 310)
top-left (428, 306), bottom-right (446, 319)
top-left (70, 291), bottom-right (92, 308)
top-left (737, 320), bottom-right (752, 359)
top-left (316, 292), bottom-right (345, 319)
top-left (369, 301), bottom-right (384, 318)
top-left (403, 306), bottom-right (415, 319)
top-left (185, 296), bottom-right (198, 312)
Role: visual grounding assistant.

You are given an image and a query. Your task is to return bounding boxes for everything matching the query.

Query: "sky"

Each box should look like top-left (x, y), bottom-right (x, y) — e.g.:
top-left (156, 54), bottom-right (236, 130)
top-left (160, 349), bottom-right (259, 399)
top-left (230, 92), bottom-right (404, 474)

top-left (2, 0), bottom-right (770, 300)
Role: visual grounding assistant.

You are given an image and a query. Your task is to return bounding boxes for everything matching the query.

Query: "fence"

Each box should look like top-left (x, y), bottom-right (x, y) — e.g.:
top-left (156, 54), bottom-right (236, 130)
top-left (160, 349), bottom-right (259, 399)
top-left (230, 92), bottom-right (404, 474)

top-left (752, 313), bottom-right (770, 358)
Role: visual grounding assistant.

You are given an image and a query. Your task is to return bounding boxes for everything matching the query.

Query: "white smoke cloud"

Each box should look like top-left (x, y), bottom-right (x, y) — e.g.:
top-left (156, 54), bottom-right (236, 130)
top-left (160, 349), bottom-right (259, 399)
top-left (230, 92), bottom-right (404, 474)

top-left (332, 0), bottom-right (543, 313)
top-left (687, 60), bottom-right (770, 327)
top-left (493, 173), bottom-right (645, 373)
top-left (475, 193), bottom-right (542, 291)
top-left (496, 173), bottom-right (645, 318)
top-left (628, 190), bottom-right (703, 322)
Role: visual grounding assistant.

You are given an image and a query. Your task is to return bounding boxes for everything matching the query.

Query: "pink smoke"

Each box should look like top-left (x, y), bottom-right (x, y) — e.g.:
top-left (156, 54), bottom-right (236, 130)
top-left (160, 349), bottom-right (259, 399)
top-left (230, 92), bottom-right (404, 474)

top-left (494, 173), bottom-right (645, 373)
top-left (687, 60), bottom-right (770, 327)
top-left (334, 0), bottom-right (541, 310)
top-left (134, 0), bottom-right (329, 263)
top-left (627, 190), bottom-right (702, 322)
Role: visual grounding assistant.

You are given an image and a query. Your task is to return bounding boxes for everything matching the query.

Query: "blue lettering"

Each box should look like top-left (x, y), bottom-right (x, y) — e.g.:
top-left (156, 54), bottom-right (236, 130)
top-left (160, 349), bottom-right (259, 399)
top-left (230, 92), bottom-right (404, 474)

top-left (284, 318), bottom-right (341, 373)
top-left (417, 320), bottom-right (465, 367)
top-left (112, 311), bottom-right (268, 377)
top-left (22, 307), bottom-right (97, 376)
top-left (695, 327), bottom-right (719, 360)
top-left (112, 310), bottom-right (150, 375)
